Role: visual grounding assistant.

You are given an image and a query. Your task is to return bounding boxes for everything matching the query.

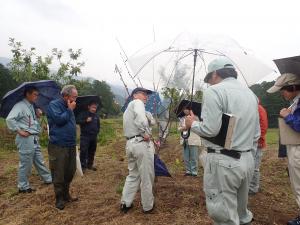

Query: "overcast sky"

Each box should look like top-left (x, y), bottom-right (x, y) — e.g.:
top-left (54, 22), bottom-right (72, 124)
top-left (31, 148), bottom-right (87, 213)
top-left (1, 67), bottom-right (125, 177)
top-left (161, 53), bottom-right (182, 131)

top-left (1, 0), bottom-right (300, 88)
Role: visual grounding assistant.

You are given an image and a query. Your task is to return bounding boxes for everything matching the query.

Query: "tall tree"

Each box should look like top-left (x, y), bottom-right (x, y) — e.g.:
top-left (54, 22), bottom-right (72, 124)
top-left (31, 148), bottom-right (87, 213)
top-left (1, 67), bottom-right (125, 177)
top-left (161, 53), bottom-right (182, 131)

top-left (250, 81), bottom-right (288, 128)
top-left (0, 64), bottom-right (18, 103)
top-left (71, 78), bottom-right (121, 116)
top-left (91, 80), bottom-right (121, 116)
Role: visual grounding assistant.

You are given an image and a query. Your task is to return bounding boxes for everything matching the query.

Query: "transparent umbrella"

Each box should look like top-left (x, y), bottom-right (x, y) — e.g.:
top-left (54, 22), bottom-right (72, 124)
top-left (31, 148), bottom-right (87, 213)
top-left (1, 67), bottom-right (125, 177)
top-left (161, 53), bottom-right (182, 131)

top-left (127, 32), bottom-right (277, 139)
top-left (127, 32), bottom-right (277, 94)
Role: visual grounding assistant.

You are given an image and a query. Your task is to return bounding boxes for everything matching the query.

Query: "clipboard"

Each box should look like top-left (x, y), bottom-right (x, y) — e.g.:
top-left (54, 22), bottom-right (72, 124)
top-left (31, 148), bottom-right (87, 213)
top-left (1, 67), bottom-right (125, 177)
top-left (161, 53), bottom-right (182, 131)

top-left (201, 113), bottom-right (237, 149)
top-left (278, 117), bottom-right (300, 145)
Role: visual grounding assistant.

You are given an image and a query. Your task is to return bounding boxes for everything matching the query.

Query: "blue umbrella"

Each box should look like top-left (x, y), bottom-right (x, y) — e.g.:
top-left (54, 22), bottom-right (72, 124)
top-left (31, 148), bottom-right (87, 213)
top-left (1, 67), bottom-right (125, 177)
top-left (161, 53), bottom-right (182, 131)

top-left (121, 91), bottom-right (162, 115)
top-left (0, 80), bottom-right (61, 118)
top-left (154, 154), bottom-right (171, 177)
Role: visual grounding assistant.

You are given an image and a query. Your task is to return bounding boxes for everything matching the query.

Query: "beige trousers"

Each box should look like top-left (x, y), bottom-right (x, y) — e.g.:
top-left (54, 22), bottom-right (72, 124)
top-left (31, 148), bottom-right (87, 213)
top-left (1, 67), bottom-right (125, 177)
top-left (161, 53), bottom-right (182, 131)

top-left (121, 138), bottom-right (155, 211)
top-left (287, 145), bottom-right (300, 209)
top-left (204, 151), bottom-right (254, 225)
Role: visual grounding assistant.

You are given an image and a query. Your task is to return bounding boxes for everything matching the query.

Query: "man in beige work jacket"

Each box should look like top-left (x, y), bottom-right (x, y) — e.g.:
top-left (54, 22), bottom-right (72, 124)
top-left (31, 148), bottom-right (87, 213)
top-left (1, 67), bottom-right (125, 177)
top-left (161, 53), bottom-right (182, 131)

top-left (120, 87), bottom-right (155, 214)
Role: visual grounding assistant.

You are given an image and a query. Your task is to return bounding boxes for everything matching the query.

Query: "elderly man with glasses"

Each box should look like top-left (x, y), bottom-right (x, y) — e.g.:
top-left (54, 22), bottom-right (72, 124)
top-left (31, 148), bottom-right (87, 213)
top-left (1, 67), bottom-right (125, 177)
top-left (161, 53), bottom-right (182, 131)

top-left (47, 85), bottom-right (79, 210)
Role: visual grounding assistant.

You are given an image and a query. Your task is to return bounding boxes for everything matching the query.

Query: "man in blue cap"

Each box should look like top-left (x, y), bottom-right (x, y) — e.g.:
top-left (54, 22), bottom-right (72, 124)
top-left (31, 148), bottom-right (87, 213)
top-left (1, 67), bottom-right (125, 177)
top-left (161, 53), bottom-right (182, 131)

top-left (120, 87), bottom-right (155, 214)
top-left (185, 57), bottom-right (260, 225)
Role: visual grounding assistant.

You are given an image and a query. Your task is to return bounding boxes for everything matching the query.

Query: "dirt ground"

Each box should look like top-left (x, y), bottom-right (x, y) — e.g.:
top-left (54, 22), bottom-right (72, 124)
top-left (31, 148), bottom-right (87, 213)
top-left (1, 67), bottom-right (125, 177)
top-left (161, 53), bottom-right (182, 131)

top-left (0, 136), bottom-right (298, 225)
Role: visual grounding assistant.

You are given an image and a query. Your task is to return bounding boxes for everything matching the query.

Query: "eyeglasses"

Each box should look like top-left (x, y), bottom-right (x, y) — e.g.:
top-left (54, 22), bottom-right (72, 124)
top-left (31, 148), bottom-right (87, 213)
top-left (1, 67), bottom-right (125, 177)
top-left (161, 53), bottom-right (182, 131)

top-left (71, 94), bottom-right (78, 98)
top-left (136, 91), bottom-right (148, 96)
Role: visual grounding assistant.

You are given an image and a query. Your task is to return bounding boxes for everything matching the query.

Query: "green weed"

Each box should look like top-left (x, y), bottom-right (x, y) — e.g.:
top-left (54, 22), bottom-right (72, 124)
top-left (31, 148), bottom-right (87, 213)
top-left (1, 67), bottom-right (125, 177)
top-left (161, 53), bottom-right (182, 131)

top-left (266, 128), bottom-right (279, 145)
top-left (116, 178), bottom-right (125, 195)
top-left (2, 187), bottom-right (19, 198)
top-left (4, 165), bottom-right (17, 176)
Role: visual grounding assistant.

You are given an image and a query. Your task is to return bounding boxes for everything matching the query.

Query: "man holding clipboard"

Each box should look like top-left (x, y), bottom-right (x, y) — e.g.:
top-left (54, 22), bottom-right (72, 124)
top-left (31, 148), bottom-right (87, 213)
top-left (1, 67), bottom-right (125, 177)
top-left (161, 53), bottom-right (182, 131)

top-left (267, 73), bottom-right (300, 225)
top-left (185, 57), bottom-right (260, 225)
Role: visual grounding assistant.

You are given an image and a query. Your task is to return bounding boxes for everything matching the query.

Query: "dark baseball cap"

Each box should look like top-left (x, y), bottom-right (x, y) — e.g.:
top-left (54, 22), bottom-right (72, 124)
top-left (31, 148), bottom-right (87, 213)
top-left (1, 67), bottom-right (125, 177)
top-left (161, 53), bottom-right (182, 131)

top-left (131, 87), bottom-right (153, 96)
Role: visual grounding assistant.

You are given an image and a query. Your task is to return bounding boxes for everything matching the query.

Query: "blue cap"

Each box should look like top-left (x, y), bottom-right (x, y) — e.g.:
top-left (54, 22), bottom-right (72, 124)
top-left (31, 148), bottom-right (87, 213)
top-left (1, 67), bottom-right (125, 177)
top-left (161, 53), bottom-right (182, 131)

top-left (131, 87), bottom-right (153, 97)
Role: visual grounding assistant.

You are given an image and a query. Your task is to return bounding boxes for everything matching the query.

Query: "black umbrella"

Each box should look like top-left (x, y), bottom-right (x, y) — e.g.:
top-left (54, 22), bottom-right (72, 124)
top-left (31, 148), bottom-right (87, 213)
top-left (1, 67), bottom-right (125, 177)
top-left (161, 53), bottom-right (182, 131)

top-left (0, 80), bottom-right (61, 118)
top-left (74, 95), bottom-right (102, 117)
top-left (274, 55), bottom-right (300, 76)
top-left (174, 99), bottom-right (202, 119)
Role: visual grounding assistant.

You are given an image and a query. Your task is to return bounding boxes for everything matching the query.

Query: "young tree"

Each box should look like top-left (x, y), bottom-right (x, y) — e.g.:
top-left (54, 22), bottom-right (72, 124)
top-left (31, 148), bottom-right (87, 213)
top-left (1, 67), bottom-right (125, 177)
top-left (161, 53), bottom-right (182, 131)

top-left (51, 48), bottom-right (85, 85)
top-left (8, 38), bottom-right (84, 84)
top-left (9, 38), bottom-right (51, 82)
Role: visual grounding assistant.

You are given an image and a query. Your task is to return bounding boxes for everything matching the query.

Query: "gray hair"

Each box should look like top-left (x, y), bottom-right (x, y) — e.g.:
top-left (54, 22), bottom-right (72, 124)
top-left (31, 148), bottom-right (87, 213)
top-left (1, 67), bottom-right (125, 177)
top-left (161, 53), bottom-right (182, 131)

top-left (61, 85), bottom-right (76, 96)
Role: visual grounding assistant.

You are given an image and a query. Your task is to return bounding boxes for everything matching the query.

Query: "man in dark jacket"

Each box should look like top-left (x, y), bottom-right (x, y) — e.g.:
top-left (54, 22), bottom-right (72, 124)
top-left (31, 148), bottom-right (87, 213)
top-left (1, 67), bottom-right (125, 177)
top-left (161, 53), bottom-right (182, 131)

top-left (47, 85), bottom-right (78, 210)
top-left (76, 101), bottom-right (100, 171)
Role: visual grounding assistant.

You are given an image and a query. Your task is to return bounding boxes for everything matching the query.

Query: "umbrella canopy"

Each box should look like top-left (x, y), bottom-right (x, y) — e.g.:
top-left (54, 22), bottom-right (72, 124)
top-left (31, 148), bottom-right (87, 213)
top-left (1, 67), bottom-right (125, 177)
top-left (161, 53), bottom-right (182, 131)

top-left (0, 80), bottom-right (61, 118)
top-left (274, 55), bottom-right (300, 76)
top-left (154, 154), bottom-right (171, 177)
top-left (128, 32), bottom-right (276, 91)
top-left (175, 99), bottom-right (202, 119)
top-left (121, 91), bottom-right (161, 115)
top-left (74, 95), bottom-right (102, 117)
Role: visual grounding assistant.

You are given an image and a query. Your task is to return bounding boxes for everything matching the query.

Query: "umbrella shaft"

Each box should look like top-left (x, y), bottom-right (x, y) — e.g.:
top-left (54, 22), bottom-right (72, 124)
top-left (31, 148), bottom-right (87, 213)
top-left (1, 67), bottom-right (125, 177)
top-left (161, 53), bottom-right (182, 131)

top-left (191, 49), bottom-right (198, 102)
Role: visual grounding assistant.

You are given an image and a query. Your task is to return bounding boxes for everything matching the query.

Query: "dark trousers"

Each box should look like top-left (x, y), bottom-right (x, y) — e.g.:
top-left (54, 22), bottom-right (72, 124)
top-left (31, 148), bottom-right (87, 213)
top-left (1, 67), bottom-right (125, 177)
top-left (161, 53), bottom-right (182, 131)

top-left (80, 135), bottom-right (97, 168)
top-left (48, 143), bottom-right (76, 199)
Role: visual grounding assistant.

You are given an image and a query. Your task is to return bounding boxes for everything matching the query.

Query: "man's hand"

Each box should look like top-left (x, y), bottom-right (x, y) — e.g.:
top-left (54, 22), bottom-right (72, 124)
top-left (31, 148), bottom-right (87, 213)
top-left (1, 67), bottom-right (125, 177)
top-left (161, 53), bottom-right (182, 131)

top-left (185, 110), bottom-right (196, 129)
top-left (280, 108), bottom-right (291, 118)
top-left (36, 108), bottom-right (43, 118)
top-left (68, 100), bottom-right (76, 111)
top-left (86, 117), bottom-right (92, 122)
top-left (143, 134), bottom-right (150, 142)
top-left (178, 125), bottom-right (187, 131)
top-left (18, 130), bottom-right (30, 137)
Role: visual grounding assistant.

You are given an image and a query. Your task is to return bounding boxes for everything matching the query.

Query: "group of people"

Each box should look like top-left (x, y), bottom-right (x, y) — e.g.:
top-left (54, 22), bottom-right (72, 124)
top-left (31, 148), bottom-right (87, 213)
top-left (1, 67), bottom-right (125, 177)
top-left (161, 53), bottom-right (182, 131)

top-left (6, 85), bottom-right (100, 210)
top-left (4, 55), bottom-right (300, 224)
top-left (120, 57), bottom-right (300, 225)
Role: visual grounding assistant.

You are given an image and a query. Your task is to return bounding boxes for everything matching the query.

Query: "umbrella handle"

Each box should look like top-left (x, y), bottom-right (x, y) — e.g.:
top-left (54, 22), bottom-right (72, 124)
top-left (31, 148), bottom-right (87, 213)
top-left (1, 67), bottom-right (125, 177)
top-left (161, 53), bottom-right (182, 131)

top-left (181, 129), bottom-right (190, 139)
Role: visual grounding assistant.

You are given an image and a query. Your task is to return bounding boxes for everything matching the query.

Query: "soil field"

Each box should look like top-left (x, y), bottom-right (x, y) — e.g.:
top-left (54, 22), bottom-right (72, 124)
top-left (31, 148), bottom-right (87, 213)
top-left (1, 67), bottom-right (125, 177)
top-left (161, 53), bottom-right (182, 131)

top-left (0, 129), bottom-right (297, 225)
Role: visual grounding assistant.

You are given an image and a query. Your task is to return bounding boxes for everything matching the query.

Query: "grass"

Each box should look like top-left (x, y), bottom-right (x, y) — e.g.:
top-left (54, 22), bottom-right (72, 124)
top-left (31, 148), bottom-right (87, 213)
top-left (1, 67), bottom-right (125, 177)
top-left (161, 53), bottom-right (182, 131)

top-left (0, 116), bottom-right (281, 152)
top-left (0, 118), bottom-right (5, 126)
top-left (98, 118), bottom-right (123, 145)
top-left (4, 165), bottom-right (17, 176)
top-left (2, 188), bottom-right (19, 198)
top-left (168, 157), bottom-right (185, 174)
top-left (266, 128), bottom-right (279, 145)
top-left (116, 178), bottom-right (125, 195)
top-left (0, 117), bottom-right (124, 151)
